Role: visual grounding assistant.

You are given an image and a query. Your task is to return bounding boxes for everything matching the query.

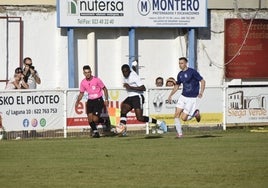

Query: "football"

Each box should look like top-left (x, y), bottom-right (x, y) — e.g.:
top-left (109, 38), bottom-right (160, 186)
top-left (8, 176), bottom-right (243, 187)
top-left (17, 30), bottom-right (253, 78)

top-left (115, 124), bottom-right (126, 135)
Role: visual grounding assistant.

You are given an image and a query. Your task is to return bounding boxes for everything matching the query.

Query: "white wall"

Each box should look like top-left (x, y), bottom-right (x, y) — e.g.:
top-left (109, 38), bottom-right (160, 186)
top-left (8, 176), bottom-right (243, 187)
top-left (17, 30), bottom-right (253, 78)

top-left (1, 7), bottom-right (268, 90)
top-left (137, 28), bottom-right (187, 87)
top-left (22, 10), bottom-right (68, 89)
top-left (0, 7), bottom-right (69, 89)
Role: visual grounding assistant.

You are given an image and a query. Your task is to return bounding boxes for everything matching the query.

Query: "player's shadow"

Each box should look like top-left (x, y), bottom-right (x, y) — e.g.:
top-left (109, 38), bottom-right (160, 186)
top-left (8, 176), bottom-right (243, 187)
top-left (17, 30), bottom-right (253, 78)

top-left (192, 135), bottom-right (222, 138)
top-left (144, 135), bottom-right (164, 139)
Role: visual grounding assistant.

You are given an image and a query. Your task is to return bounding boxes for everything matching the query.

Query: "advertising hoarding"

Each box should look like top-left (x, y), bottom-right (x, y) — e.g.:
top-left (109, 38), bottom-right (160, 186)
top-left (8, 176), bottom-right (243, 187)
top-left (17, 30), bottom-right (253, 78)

top-left (226, 86), bottom-right (268, 124)
top-left (0, 90), bottom-right (65, 131)
top-left (57, 0), bottom-right (207, 28)
top-left (225, 19), bottom-right (268, 78)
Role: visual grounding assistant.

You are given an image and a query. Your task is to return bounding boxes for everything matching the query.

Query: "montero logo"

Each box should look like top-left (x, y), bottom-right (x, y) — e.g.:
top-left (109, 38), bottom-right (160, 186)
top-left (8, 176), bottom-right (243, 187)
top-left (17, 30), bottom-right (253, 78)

top-left (138, 0), bottom-right (200, 16)
top-left (138, 0), bottom-right (151, 16)
top-left (68, 0), bottom-right (124, 15)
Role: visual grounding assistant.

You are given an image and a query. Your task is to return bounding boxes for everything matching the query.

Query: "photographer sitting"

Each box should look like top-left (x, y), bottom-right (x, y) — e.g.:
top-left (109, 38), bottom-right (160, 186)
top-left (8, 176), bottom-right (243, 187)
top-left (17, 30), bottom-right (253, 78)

top-left (5, 67), bottom-right (29, 89)
top-left (23, 57), bottom-right (41, 89)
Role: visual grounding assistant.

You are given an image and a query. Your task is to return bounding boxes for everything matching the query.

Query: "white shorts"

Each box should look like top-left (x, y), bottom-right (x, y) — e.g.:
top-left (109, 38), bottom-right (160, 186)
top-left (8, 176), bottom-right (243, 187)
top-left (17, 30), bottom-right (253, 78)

top-left (176, 95), bottom-right (197, 116)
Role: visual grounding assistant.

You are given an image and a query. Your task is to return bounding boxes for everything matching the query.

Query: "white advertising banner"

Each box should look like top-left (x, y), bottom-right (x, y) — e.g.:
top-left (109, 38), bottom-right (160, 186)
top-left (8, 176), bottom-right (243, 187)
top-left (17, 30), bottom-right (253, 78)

top-left (148, 87), bottom-right (223, 125)
top-left (66, 89), bottom-right (146, 128)
top-left (0, 90), bottom-right (65, 131)
top-left (57, 0), bottom-right (207, 28)
top-left (226, 87), bottom-right (268, 124)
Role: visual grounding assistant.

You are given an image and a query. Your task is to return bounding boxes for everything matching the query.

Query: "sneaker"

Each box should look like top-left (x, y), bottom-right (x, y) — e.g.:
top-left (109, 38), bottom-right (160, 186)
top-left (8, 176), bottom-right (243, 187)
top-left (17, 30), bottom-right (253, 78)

top-left (121, 129), bottom-right (127, 137)
top-left (158, 121), bottom-right (167, 133)
top-left (110, 127), bottom-right (116, 133)
top-left (175, 133), bottom-right (183, 139)
top-left (92, 131), bottom-right (100, 138)
top-left (193, 109), bottom-right (201, 122)
top-left (156, 129), bottom-right (164, 134)
top-left (151, 127), bottom-right (157, 134)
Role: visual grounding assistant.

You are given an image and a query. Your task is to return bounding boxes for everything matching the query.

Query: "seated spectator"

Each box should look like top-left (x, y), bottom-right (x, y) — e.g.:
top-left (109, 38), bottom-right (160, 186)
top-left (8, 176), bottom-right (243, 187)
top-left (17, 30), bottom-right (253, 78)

top-left (155, 77), bottom-right (164, 87)
top-left (5, 67), bottom-right (29, 89)
top-left (165, 77), bottom-right (176, 87)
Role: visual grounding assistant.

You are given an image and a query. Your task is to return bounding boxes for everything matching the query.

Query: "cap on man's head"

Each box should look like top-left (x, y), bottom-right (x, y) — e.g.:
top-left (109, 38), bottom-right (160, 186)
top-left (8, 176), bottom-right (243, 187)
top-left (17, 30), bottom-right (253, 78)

top-left (83, 65), bottom-right (91, 70)
top-left (15, 67), bottom-right (23, 73)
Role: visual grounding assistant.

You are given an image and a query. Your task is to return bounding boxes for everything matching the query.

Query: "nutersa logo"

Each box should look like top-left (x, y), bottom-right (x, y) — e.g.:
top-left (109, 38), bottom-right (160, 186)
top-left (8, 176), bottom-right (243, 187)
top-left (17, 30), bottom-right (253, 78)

top-left (68, 0), bottom-right (78, 15)
top-left (138, 0), bottom-right (200, 16)
top-left (68, 0), bottom-right (124, 16)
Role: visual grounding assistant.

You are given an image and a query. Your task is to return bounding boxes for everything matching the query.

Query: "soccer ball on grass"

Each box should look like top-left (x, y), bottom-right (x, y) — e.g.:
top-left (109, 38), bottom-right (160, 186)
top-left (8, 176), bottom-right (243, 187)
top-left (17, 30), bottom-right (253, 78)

top-left (111, 124), bottom-right (127, 136)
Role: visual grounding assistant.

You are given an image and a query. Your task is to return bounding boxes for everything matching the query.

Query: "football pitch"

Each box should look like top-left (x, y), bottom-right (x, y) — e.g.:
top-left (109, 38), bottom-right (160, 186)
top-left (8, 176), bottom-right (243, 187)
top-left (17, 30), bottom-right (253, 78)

top-left (0, 128), bottom-right (268, 188)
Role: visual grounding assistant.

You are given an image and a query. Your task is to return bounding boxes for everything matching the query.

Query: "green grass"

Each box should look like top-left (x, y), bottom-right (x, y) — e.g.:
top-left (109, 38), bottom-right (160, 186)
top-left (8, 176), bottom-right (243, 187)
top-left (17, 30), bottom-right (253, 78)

top-left (0, 129), bottom-right (268, 188)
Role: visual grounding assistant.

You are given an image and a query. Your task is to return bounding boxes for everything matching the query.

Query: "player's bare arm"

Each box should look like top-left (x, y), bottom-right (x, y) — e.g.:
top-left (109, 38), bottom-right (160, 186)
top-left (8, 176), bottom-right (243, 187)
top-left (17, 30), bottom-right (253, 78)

top-left (198, 79), bottom-right (206, 98)
top-left (75, 92), bottom-right (84, 108)
top-left (168, 84), bottom-right (180, 103)
top-left (123, 83), bottom-right (146, 92)
top-left (103, 86), bottom-right (109, 107)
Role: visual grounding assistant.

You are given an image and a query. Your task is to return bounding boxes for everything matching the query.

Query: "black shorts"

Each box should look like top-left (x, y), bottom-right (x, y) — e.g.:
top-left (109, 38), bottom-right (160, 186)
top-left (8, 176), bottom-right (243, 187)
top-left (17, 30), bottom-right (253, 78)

top-left (86, 97), bottom-right (104, 117)
top-left (122, 95), bottom-right (144, 110)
